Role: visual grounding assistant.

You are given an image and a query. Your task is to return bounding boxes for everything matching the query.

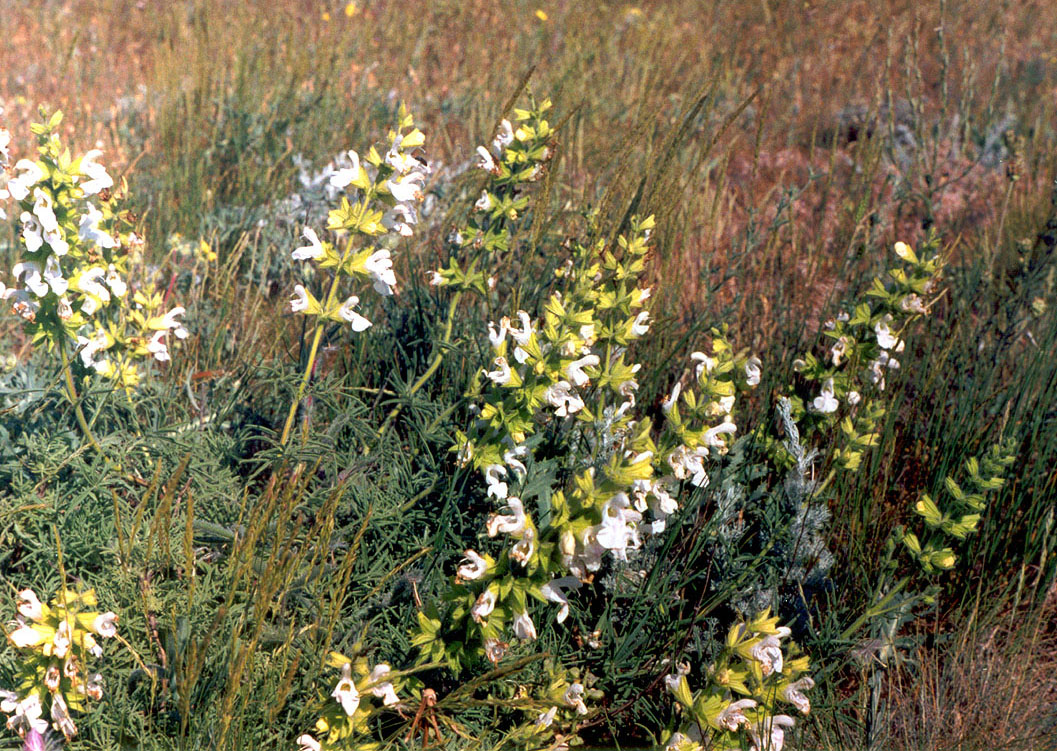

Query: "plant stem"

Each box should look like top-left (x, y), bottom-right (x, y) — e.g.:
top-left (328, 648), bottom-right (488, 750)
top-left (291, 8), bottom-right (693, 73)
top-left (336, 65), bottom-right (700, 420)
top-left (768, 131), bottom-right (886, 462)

top-left (60, 345), bottom-right (107, 459)
top-left (278, 256), bottom-right (351, 448)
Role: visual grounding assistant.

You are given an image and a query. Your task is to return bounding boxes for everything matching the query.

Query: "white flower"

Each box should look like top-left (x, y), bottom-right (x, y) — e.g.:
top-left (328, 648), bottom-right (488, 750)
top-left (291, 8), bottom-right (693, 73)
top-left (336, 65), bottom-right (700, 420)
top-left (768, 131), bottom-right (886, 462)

top-left (8, 159), bottom-right (44, 201)
top-left (847, 390), bottom-right (861, 405)
top-left (565, 354), bottom-right (599, 387)
top-left (484, 464), bottom-right (508, 499)
top-left (329, 150), bottom-right (361, 188)
top-left (386, 172), bottom-right (424, 203)
top-left (811, 378), bottom-right (839, 414)
top-left (365, 249), bottom-right (397, 296)
top-left (487, 497), bottom-right (527, 537)
top-left (331, 663), bottom-right (360, 716)
top-left (630, 311), bottom-right (650, 337)
top-left (503, 446), bottom-right (528, 480)
top-left (106, 266), bottom-right (127, 297)
top-left (545, 380), bottom-right (584, 416)
top-left (661, 381), bottom-right (682, 413)
top-left (79, 150), bottom-right (114, 195)
top-left (492, 119), bottom-right (514, 153)
top-left (471, 589), bottom-right (497, 622)
top-left (512, 610), bottom-right (537, 640)
top-left (78, 328), bottom-right (111, 369)
top-left (475, 145), bottom-right (497, 172)
top-left (830, 336), bottom-right (849, 366)
top-left (781, 676), bottom-right (814, 714)
top-left (751, 628), bottom-right (790, 676)
top-left (9, 623), bottom-right (43, 648)
top-left (92, 611), bottom-right (118, 638)
top-left (874, 316), bottom-right (900, 350)
top-left (297, 735), bottom-right (322, 751)
top-left (745, 356), bottom-right (762, 386)
top-left (0, 126), bottom-right (9, 163)
top-left (85, 672), bottom-right (104, 700)
top-left (148, 331), bottom-right (171, 362)
top-left (716, 698), bottom-right (758, 731)
top-left (594, 493), bottom-right (642, 560)
top-left (901, 293), bottom-right (926, 313)
top-left (50, 692), bottom-right (77, 739)
top-left (382, 203), bottom-right (417, 237)
top-left (13, 261), bottom-right (48, 297)
top-left (43, 256), bottom-right (68, 295)
top-left (535, 706), bottom-right (557, 729)
top-left (78, 204), bottom-right (118, 249)
top-left (474, 190), bottom-right (494, 212)
top-left (540, 576), bottom-right (581, 624)
top-left (485, 356), bottom-right (514, 386)
top-left (77, 267), bottom-right (111, 304)
top-left (457, 549), bottom-right (488, 581)
top-left (563, 683), bottom-right (588, 715)
top-left (426, 270), bottom-right (445, 286)
top-left (17, 589), bottom-right (43, 621)
top-left (512, 531), bottom-right (537, 565)
top-left (690, 351), bottom-right (716, 378)
top-left (703, 420), bottom-right (737, 450)
top-left (367, 664), bottom-right (400, 706)
top-left (32, 188), bottom-right (59, 235)
top-left (338, 296), bottom-right (372, 332)
top-left (2, 692), bottom-right (49, 737)
top-left (292, 227), bottom-right (325, 261)
top-left (748, 714), bottom-right (796, 751)
top-left (507, 311), bottom-right (534, 346)
top-left (289, 284), bottom-right (310, 313)
top-left (487, 319), bottom-right (508, 349)
top-left (20, 212), bottom-right (44, 254)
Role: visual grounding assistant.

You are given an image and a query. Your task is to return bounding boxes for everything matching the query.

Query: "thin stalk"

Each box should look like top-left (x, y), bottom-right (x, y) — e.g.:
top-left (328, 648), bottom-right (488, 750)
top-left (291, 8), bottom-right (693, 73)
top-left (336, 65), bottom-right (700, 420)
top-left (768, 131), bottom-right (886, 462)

top-left (60, 345), bottom-right (107, 459)
top-left (278, 212), bottom-right (367, 448)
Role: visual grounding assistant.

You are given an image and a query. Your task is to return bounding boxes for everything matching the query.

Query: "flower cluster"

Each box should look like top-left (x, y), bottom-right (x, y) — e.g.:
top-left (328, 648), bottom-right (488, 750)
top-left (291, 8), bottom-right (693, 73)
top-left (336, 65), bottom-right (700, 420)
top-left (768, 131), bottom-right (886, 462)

top-left (663, 611), bottom-right (812, 751)
top-left (296, 652), bottom-right (403, 751)
top-left (413, 215), bottom-right (759, 672)
top-left (428, 96), bottom-right (555, 293)
top-left (288, 103), bottom-right (427, 331)
top-left (903, 439), bottom-right (1015, 573)
top-left (0, 110), bottom-right (187, 389)
top-left (1, 588), bottom-right (117, 743)
top-left (785, 237), bottom-right (945, 470)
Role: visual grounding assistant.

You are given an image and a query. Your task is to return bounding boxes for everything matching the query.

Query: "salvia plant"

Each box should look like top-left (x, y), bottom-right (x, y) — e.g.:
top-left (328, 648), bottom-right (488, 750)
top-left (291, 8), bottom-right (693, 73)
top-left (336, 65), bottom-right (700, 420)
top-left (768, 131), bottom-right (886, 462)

top-left (1, 588), bottom-right (118, 748)
top-left (0, 110), bottom-right (187, 394)
top-left (663, 611), bottom-right (813, 751)
top-left (280, 102), bottom-right (427, 447)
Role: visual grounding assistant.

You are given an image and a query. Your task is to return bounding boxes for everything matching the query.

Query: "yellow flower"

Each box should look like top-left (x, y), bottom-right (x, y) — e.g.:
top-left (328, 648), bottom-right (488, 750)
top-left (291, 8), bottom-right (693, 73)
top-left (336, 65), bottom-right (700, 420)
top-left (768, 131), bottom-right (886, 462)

top-left (344, 2), bottom-right (358, 16)
top-left (535, 9), bottom-right (548, 21)
top-left (322, 11), bottom-right (331, 21)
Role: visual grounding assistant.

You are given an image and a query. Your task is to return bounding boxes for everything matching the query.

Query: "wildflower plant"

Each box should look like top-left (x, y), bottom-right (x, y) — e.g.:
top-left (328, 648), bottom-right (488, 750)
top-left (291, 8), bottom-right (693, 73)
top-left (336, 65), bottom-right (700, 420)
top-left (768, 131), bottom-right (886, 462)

top-left (663, 611), bottom-right (813, 751)
top-left (0, 109), bottom-right (188, 394)
top-left (1, 588), bottom-right (118, 745)
top-left (413, 212), bottom-right (760, 682)
top-left (784, 237), bottom-right (945, 471)
top-left (296, 652), bottom-right (403, 751)
top-left (279, 103), bottom-right (427, 446)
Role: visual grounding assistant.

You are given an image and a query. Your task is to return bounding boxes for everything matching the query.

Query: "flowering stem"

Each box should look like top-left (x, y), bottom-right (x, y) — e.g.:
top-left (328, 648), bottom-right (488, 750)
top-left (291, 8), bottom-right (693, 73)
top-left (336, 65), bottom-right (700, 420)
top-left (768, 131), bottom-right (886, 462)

top-left (279, 258), bottom-right (351, 448)
top-left (375, 291), bottom-right (463, 441)
top-left (60, 344), bottom-right (107, 459)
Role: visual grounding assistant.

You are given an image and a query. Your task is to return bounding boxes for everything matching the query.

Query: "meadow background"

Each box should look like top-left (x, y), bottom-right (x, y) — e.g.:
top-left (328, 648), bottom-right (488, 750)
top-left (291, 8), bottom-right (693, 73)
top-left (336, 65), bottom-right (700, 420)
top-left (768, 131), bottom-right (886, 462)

top-left (1, 0), bottom-right (1055, 749)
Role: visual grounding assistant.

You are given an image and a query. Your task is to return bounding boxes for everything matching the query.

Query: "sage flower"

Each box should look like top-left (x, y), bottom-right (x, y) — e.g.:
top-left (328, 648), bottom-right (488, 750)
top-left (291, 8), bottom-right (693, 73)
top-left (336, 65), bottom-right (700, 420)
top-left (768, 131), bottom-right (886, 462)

top-left (716, 698), bottom-right (758, 731)
top-left (512, 610), bottom-right (537, 640)
top-left (292, 227), bottom-right (325, 261)
top-left (331, 663), bottom-right (360, 716)
top-left (78, 150), bottom-right (113, 196)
